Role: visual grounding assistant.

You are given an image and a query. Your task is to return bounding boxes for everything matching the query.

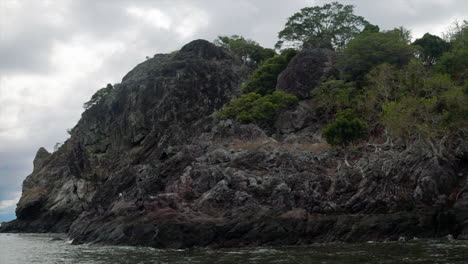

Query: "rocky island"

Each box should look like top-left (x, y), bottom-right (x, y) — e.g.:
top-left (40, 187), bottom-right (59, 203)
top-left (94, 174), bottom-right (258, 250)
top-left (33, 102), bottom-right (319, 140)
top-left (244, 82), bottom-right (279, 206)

top-left (1, 2), bottom-right (468, 249)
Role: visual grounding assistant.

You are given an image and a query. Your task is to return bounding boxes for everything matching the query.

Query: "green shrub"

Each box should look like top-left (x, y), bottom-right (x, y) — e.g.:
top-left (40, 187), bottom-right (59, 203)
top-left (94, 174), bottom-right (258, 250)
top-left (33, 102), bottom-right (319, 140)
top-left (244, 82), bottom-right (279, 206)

top-left (216, 92), bottom-right (261, 122)
top-left (310, 79), bottom-right (364, 122)
top-left (217, 91), bottom-right (298, 127)
top-left (242, 54), bottom-right (293, 95)
top-left (322, 109), bottom-right (368, 147)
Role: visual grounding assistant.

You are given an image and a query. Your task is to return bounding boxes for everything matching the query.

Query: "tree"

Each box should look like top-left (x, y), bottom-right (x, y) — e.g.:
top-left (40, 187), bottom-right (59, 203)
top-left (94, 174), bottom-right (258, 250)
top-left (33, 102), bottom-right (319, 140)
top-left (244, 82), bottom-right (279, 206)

top-left (365, 63), bottom-right (398, 104)
top-left (214, 35), bottom-right (275, 65)
top-left (83, 83), bottom-right (114, 109)
top-left (242, 52), bottom-right (296, 95)
top-left (340, 28), bottom-right (416, 83)
top-left (442, 20), bottom-right (468, 42)
top-left (436, 21), bottom-right (468, 83)
top-left (310, 79), bottom-right (361, 122)
top-left (323, 109), bottom-right (368, 147)
top-left (322, 109), bottom-right (368, 166)
top-left (361, 24), bottom-right (380, 34)
top-left (412, 33), bottom-right (450, 66)
top-left (275, 2), bottom-right (368, 50)
top-left (400, 58), bottom-right (428, 96)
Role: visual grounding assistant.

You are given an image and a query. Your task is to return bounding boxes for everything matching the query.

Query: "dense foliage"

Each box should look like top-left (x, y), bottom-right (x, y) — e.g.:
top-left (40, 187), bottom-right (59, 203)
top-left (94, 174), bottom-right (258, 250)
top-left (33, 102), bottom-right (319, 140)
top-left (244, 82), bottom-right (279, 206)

top-left (340, 28), bottom-right (415, 83)
top-left (242, 51), bottom-right (296, 95)
top-left (322, 109), bottom-right (368, 147)
top-left (217, 91), bottom-right (298, 127)
top-left (82, 3), bottom-right (467, 155)
top-left (412, 33), bottom-right (450, 66)
top-left (435, 21), bottom-right (468, 82)
top-left (276, 1), bottom-right (368, 50)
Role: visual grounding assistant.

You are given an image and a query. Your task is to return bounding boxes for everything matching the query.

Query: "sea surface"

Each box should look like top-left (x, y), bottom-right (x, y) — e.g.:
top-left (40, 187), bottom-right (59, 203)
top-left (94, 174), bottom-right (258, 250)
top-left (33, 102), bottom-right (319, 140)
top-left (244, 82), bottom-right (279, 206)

top-left (0, 233), bottom-right (467, 263)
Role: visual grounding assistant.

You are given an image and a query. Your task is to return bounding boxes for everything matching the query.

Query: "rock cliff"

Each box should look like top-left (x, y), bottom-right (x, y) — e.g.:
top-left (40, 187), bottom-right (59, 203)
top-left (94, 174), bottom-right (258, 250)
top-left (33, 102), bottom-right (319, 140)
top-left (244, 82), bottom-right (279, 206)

top-left (1, 40), bottom-right (467, 247)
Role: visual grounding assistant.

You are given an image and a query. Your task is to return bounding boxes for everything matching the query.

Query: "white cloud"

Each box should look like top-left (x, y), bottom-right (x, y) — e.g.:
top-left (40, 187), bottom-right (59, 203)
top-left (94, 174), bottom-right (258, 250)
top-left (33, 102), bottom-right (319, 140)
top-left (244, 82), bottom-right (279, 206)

top-left (126, 5), bottom-right (210, 40)
top-left (174, 7), bottom-right (210, 39)
top-left (51, 35), bottom-right (125, 74)
top-left (127, 7), bottom-right (172, 30)
top-left (0, 36), bottom-right (124, 144)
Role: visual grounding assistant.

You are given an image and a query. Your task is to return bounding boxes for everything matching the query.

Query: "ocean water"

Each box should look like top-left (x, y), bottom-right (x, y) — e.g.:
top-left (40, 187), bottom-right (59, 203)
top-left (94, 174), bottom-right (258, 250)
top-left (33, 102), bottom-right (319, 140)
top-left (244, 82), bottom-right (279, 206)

top-left (0, 233), bottom-right (467, 264)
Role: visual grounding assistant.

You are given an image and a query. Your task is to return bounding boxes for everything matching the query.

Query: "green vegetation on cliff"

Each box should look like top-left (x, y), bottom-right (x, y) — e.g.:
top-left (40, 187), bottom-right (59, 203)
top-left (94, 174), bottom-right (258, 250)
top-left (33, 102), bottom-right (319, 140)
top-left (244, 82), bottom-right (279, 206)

top-left (80, 1), bottom-right (467, 155)
top-left (217, 91), bottom-right (298, 127)
top-left (214, 35), bottom-right (275, 66)
top-left (275, 1), bottom-right (368, 50)
top-left (216, 2), bottom-right (467, 154)
top-left (322, 109), bottom-right (368, 147)
top-left (242, 50), bottom-right (297, 95)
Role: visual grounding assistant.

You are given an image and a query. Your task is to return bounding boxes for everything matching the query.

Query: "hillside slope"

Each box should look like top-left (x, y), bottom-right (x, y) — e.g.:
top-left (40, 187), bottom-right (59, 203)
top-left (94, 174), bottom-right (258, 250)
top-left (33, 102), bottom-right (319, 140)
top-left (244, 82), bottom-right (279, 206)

top-left (1, 40), bottom-right (467, 247)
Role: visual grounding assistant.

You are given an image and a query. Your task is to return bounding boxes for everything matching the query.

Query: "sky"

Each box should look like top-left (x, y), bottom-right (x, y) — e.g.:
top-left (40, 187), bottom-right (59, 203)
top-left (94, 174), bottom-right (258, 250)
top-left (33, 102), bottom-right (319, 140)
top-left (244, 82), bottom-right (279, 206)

top-left (0, 0), bottom-right (466, 222)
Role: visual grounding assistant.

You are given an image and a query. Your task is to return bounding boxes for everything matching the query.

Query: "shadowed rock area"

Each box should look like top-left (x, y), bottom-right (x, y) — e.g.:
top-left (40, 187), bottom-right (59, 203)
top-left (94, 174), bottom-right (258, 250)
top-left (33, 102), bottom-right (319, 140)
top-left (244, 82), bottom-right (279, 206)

top-left (1, 40), bottom-right (467, 248)
top-left (276, 49), bottom-right (339, 99)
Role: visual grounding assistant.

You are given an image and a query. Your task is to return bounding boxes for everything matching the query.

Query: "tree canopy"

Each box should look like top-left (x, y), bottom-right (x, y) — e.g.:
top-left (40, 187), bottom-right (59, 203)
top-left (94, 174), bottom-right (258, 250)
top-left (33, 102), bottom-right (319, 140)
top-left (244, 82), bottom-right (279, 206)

top-left (214, 35), bottom-right (275, 65)
top-left (275, 1), bottom-right (368, 50)
top-left (435, 21), bottom-right (468, 82)
top-left (412, 33), bottom-right (450, 66)
top-left (340, 28), bottom-right (416, 83)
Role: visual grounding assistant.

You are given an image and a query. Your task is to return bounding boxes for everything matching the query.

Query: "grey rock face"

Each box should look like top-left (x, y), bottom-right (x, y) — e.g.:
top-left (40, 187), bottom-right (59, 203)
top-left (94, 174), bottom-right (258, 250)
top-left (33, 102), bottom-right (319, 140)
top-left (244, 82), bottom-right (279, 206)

top-left (0, 39), bottom-right (248, 233)
top-left (33, 147), bottom-right (51, 172)
top-left (276, 49), bottom-right (339, 99)
top-left (2, 39), bottom-right (467, 247)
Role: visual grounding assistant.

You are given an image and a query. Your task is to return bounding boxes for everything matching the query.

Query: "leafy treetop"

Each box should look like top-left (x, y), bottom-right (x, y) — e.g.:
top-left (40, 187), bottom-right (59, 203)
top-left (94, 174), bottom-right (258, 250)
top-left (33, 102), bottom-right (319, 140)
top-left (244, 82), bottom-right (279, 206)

top-left (435, 21), bottom-right (468, 82)
top-left (214, 35), bottom-right (275, 65)
top-left (412, 33), bottom-right (450, 66)
top-left (276, 1), bottom-right (368, 50)
top-left (340, 28), bottom-right (416, 84)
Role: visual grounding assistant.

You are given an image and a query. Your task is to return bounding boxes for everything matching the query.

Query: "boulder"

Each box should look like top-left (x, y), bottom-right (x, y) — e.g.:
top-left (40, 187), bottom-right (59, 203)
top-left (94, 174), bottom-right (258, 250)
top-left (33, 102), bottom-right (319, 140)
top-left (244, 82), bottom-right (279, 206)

top-left (276, 49), bottom-right (339, 99)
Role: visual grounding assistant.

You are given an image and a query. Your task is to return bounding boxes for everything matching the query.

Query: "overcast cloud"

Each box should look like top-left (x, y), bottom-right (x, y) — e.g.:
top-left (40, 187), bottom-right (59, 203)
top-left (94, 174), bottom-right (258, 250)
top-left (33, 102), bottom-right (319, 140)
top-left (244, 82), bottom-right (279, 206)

top-left (0, 0), bottom-right (466, 222)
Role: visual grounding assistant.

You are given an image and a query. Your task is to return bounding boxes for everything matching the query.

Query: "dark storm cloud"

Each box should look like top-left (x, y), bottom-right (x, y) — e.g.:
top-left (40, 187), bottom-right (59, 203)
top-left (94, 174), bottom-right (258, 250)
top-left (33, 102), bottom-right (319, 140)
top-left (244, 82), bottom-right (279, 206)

top-left (0, 0), bottom-right (466, 219)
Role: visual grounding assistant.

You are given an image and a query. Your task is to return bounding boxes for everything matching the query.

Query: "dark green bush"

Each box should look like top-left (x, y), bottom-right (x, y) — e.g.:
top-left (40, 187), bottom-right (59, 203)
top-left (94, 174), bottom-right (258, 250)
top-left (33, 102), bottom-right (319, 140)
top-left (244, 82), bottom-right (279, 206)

top-left (217, 91), bottom-right (298, 126)
top-left (242, 53), bottom-right (294, 96)
top-left (322, 109), bottom-right (368, 147)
